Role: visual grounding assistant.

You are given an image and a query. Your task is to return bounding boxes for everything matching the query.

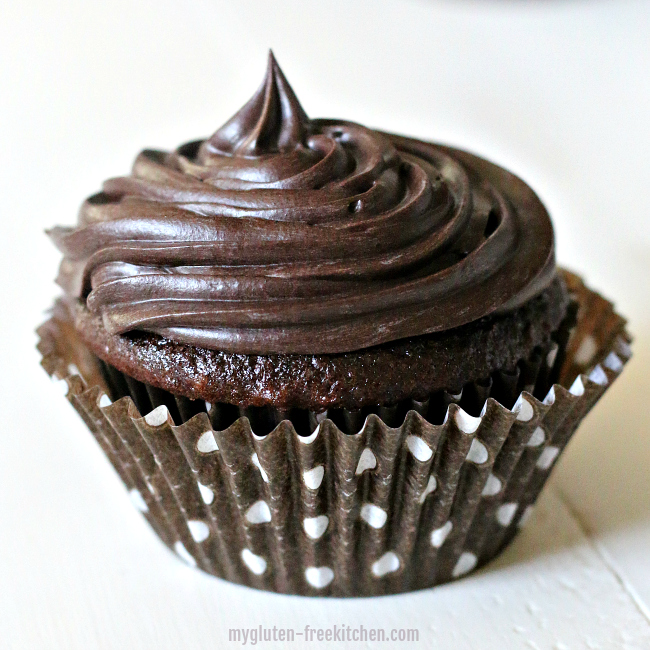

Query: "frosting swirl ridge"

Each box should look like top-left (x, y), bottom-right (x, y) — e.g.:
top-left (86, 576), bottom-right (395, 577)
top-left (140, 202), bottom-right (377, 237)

top-left (50, 52), bottom-right (555, 354)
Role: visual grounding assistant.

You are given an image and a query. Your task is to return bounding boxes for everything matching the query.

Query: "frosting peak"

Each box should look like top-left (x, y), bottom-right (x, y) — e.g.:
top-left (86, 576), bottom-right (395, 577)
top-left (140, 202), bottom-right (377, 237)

top-left (50, 56), bottom-right (556, 354)
top-left (203, 51), bottom-right (310, 157)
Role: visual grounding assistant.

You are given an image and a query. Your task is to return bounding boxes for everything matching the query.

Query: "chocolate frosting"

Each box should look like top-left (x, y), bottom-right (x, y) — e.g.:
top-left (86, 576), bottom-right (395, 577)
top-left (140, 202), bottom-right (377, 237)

top-left (50, 52), bottom-right (556, 354)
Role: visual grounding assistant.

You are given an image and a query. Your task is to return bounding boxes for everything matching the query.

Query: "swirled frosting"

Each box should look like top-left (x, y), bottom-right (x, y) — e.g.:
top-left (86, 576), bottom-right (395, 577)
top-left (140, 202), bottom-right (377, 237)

top-left (50, 52), bottom-right (556, 354)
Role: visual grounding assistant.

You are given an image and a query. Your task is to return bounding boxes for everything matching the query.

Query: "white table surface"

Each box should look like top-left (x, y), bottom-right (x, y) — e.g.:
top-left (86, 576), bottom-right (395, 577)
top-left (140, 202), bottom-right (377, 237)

top-left (2, 1), bottom-right (649, 648)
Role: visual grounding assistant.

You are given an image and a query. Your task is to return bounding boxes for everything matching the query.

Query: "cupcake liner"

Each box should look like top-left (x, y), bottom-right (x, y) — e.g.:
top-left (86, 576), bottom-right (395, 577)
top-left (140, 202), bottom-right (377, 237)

top-left (37, 271), bottom-right (631, 596)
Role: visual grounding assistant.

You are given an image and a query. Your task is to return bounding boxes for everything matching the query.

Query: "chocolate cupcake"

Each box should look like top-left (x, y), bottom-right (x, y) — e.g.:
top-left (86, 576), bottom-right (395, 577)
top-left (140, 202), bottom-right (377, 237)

top-left (39, 53), bottom-right (631, 596)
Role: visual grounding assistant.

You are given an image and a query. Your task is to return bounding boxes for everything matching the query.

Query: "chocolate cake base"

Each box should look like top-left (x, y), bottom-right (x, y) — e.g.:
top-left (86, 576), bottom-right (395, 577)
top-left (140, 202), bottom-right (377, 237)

top-left (67, 275), bottom-right (570, 412)
top-left (37, 272), bottom-right (630, 596)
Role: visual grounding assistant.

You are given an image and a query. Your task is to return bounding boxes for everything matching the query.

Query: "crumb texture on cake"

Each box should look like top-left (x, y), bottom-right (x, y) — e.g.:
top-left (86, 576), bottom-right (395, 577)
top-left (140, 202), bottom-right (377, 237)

top-left (70, 276), bottom-right (569, 410)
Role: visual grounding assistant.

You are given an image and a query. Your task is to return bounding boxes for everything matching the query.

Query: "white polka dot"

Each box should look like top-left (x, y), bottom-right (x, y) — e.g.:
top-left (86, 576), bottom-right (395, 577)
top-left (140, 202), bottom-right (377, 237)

top-left (197, 430), bottom-right (218, 453)
top-left (481, 473), bottom-right (502, 497)
top-left (99, 394), bottom-right (112, 408)
top-left (418, 475), bottom-right (437, 504)
top-left (574, 335), bottom-right (598, 366)
top-left (188, 520), bottom-right (210, 542)
top-left (251, 452), bottom-right (269, 483)
top-left (496, 502), bottom-right (518, 526)
top-left (372, 552), bottom-right (400, 577)
top-left (546, 346), bottom-right (558, 368)
top-left (527, 427), bottom-right (545, 447)
top-left (241, 549), bottom-right (266, 575)
top-left (537, 446), bottom-right (560, 470)
top-left (197, 482), bottom-right (214, 505)
top-left (588, 364), bottom-right (608, 386)
top-left (518, 506), bottom-right (535, 528)
top-left (303, 465), bottom-right (324, 490)
top-left (616, 337), bottom-right (632, 359)
top-left (360, 503), bottom-right (387, 529)
top-left (604, 352), bottom-right (623, 372)
top-left (543, 386), bottom-right (556, 406)
top-left (303, 515), bottom-right (329, 540)
top-left (305, 566), bottom-right (334, 589)
top-left (245, 500), bottom-right (272, 524)
top-left (355, 448), bottom-right (377, 475)
top-left (466, 439), bottom-right (488, 465)
top-left (512, 395), bottom-right (534, 422)
top-left (455, 408), bottom-right (481, 434)
top-left (129, 488), bottom-right (148, 513)
top-left (452, 552), bottom-right (477, 578)
top-left (430, 521), bottom-right (453, 548)
top-left (174, 541), bottom-right (196, 567)
top-left (144, 405), bottom-right (168, 427)
top-left (406, 436), bottom-right (433, 462)
top-left (569, 376), bottom-right (585, 396)
top-left (299, 425), bottom-right (320, 445)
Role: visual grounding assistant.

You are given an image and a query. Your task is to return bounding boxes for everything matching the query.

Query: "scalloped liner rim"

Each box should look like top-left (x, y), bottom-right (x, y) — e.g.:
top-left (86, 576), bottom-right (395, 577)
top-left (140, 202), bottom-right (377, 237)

top-left (51, 351), bottom-right (629, 445)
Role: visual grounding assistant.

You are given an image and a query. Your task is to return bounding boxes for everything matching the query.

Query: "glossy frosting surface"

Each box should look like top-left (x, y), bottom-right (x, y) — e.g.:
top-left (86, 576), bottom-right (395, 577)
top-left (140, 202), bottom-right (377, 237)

top-left (50, 52), bottom-right (556, 354)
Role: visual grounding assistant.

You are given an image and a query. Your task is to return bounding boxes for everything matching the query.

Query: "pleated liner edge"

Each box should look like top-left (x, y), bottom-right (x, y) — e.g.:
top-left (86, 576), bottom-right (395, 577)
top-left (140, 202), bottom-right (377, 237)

top-left (37, 272), bottom-right (631, 596)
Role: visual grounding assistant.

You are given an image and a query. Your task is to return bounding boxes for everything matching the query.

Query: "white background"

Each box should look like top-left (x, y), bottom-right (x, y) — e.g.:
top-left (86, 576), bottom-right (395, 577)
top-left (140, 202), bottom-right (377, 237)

top-left (2, 1), bottom-right (650, 648)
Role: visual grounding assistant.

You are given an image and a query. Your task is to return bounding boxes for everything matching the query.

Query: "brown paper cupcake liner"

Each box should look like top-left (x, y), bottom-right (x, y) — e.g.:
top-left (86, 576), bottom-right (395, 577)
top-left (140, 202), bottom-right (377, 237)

top-left (37, 271), bottom-right (631, 596)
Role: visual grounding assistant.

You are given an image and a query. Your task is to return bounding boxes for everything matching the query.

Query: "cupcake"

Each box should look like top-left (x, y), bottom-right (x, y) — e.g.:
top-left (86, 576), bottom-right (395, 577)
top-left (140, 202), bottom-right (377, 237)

top-left (39, 52), bottom-right (631, 596)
